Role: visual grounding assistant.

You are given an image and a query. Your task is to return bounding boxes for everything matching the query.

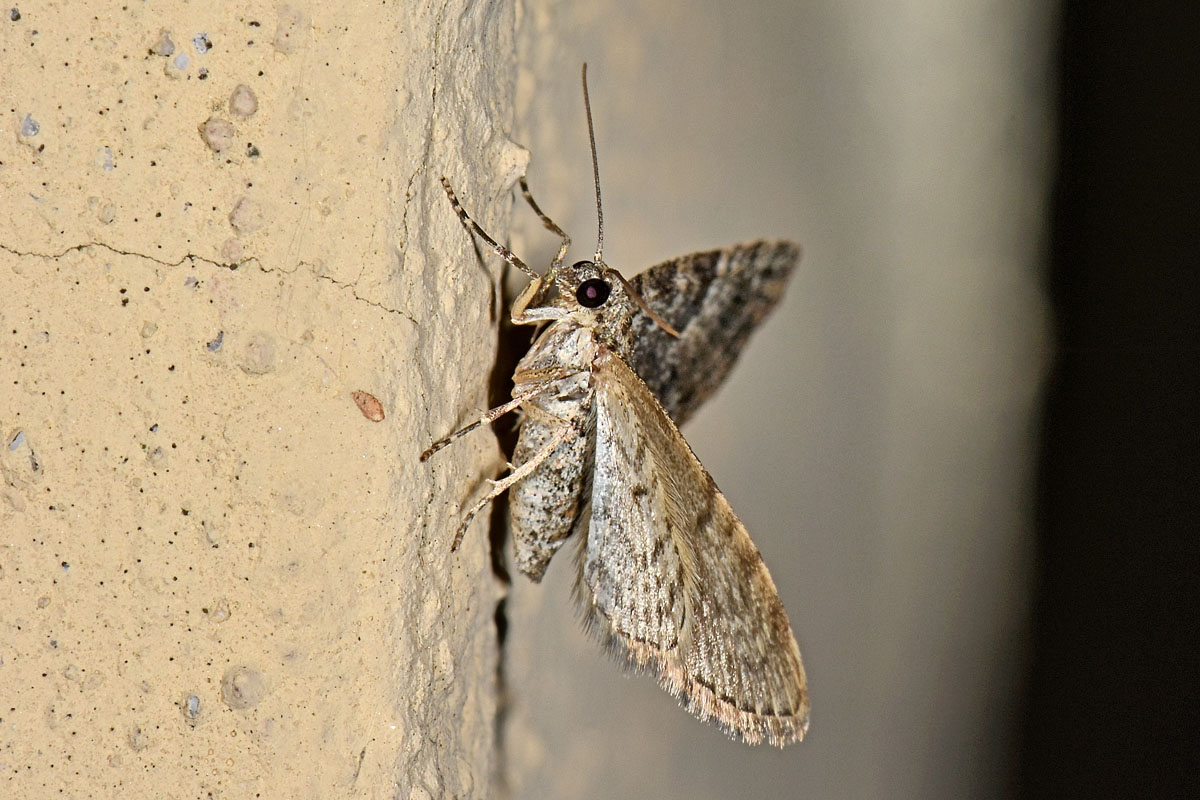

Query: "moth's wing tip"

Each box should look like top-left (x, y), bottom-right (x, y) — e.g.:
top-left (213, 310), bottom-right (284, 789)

top-left (735, 238), bottom-right (801, 259)
top-left (782, 239), bottom-right (803, 264)
top-left (761, 238), bottom-right (803, 269)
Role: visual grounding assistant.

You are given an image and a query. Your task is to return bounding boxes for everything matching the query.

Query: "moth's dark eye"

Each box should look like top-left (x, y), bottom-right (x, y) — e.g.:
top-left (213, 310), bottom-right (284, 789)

top-left (576, 277), bottom-right (611, 308)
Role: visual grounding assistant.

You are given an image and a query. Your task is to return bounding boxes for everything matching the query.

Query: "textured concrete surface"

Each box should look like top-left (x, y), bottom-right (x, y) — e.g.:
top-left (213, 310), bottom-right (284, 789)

top-left (1, 2), bottom-right (524, 797)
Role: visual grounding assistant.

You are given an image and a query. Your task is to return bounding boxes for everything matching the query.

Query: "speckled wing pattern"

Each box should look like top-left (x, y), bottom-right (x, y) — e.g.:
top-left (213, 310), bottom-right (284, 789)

top-left (629, 241), bottom-right (799, 425)
top-left (578, 352), bottom-right (809, 746)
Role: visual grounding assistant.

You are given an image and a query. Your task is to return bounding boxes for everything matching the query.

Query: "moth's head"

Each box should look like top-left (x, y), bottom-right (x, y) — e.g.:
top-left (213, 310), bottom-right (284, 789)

top-left (512, 259), bottom-right (626, 326)
top-left (512, 259), bottom-right (679, 343)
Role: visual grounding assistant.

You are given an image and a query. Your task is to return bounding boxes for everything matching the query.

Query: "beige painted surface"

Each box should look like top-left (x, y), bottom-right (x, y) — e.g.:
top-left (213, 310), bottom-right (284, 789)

top-left (1, 2), bottom-right (525, 797)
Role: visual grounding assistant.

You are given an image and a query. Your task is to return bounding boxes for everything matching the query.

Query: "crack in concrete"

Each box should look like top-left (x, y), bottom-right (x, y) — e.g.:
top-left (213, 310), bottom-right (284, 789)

top-left (396, 3), bottom-right (448, 280)
top-left (0, 238), bottom-right (243, 272)
top-left (0, 239), bottom-right (419, 326)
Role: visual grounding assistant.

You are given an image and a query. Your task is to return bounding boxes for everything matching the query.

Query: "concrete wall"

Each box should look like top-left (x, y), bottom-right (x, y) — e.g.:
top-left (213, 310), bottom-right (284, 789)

top-left (2, 2), bottom-right (522, 796)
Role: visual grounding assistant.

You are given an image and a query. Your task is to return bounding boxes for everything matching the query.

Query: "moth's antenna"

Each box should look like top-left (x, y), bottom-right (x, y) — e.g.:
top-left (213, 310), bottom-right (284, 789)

top-left (582, 63), bottom-right (605, 264)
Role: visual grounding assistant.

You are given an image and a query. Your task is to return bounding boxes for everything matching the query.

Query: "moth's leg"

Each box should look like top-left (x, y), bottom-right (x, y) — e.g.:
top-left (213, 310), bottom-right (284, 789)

top-left (420, 367), bottom-right (584, 461)
top-left (420, 392), bottom-right (531, 462)
top-left (451, 423), bottom-right (573, 552)
top-left (518, 177), bottom-right (571, 273)
top-left (440, 176), bottom-right (538, 279)
top-left (420, 371), bottom-right (564, 460)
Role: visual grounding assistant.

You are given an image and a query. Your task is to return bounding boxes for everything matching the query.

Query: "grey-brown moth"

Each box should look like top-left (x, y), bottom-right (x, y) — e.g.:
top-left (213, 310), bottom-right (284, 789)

top-left (422, 66), bottom-right (808, 746)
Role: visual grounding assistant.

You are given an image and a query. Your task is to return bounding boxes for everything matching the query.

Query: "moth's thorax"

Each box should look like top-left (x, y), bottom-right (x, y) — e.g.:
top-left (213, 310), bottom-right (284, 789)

top-left (516, 317), bottom-right (599, 377)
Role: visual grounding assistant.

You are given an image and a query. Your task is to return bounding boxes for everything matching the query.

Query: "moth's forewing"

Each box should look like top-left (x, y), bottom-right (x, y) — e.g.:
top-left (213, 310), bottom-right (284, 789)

top-left (628, 240), bottom-right (799, 425)
top-left (580, 352), bottom-right (809, 747)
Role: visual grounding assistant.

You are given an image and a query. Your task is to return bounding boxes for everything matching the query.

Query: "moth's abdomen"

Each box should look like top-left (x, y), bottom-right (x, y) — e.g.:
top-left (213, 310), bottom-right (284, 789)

top-left (508, 320), bottom-right (600, 581)
top-left (509, 396), bottom-right (595, 582)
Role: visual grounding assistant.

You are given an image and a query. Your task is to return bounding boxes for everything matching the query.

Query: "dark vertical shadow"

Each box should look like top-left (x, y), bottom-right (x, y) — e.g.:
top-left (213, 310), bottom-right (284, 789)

top-left (486, 269), bottom-right (537, 799)
top-left (1018, 4), bottom-right (1199, 797)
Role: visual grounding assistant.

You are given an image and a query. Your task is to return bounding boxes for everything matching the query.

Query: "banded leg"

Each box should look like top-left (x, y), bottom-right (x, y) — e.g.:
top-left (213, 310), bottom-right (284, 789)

top-left (419, 391), bottom-right (531, 462)
top-left (518, 177), bottom-right (571, 273)
top-left (440, 176), bottom-right (538, 279)
top-left (451, 424), bottom-right (573, 551)
top-left (419, 368), bottom-right (581, 461)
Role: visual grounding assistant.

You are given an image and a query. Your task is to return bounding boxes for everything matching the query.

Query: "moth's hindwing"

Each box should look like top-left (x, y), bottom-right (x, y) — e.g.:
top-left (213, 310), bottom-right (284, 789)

top-left (579, 351), bottom-right (809, 746)
top-left (629, 240), bottom-right (799, 425)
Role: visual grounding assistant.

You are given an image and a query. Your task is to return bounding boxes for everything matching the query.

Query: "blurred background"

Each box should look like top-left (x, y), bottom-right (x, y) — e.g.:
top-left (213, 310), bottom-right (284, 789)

top-left (491, 1), bottom-right (1195, 798)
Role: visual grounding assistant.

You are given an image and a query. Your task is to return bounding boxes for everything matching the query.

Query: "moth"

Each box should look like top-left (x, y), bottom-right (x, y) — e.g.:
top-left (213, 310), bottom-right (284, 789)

top-left (422, 66), bottom-right (808, 746)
